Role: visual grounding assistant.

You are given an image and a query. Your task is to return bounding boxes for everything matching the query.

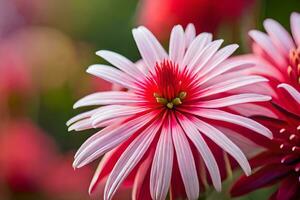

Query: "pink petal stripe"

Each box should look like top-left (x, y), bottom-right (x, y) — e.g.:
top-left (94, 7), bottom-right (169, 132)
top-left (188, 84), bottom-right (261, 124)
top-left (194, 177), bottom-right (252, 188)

top-left (171, 114), bottom-right (199, 199)
top-left (104, 118), bottom-right (163, 200)
top-left (169, 25), bottom-right (185, 66)
top-left (67, 107), bottom-right (101, 126)
top-left (196, 75), bottom-right (268, 98)
top-left (132, 151), bottom-right (153, 200)
top-left (229, 103), bottom-right (279, 119)
top-left (68, 115), bottom-right (126, 132)
top-left (278, 83), bottom-right (300, 104)
top-left (132, 27), bottom-right (167, 71)
top-left (150, 115), bottom-right (174, 200)
top-left (263, 19), bottom-right (295, 54)
top-left (197, 44), bottom-right (238, 77)
top-left (184, 23), bottom-right (196, 48)
top-left (190, 108), bottom-right (272, 139)
top-left (198, 58), bottom-right (253, 86)
top-left (87, 64), bottom-right (137, 89)
top-left (190, 116), bottom-right (251, 176)
top-left (68, 118), bottom-right (93, 132)
top-left (176, 112), bottom-right (221, 191)
top-left (291, 12), bottom-right (300, 46)
top-left (90, 105), bottom-right (149, 127)
top-left (189, 39), bottom-right (223, 73)
top-left (89, 149), bottom-right (117, 194)
top-left (73, 91), bottom-right (143, 108)
top-left (182, 32), bottom-right (212, 69)
top-left (215, 126), bottom-right (261, 158)
top-left (132, 28), bottom-right (158, 71)
top-left (249, 30), bottom-right (286, 68)
top-left (73, 111), bottom-right (158, 168)
top-left (196, 93), bottom-right (271, 108)
top-left (139, 26), bottom-right (168, 59)
top-left (96, 50), bottom-right (146, 77)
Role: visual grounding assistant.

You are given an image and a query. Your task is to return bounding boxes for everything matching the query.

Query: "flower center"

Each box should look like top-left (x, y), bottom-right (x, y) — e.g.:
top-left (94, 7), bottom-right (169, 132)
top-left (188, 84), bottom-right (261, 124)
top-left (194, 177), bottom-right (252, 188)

top-left (154, 91), bottom-right (187, 109)
top-left (142, 60), bottom-right (193, 109)
top-left (288, 47), bottom-right (300, 84)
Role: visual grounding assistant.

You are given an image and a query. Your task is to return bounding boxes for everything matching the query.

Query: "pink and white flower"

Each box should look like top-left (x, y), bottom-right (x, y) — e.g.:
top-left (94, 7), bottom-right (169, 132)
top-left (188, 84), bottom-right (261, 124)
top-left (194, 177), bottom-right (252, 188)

top-left (230, 12), bottom-right (300, 200)
top-left (240, 12), bottom-right (300, 116)
top-left (67, 24), bottom-right (272, 200)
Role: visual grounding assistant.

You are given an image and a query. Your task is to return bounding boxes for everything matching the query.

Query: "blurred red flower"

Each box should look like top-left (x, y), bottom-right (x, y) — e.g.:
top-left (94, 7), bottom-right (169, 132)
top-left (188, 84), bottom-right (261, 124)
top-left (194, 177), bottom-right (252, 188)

top-left (41, 153), bottom-right (93, 200)
top-left (0, 40), bottom-right (32, 103)
top-left (137, 0), bottom-right (254, 40)
top-left (0, 119), bottom-right (57, 192)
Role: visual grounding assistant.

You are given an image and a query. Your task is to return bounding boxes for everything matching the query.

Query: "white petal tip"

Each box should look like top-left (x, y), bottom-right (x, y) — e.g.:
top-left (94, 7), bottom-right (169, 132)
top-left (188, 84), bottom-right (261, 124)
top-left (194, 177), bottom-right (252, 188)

top-left (86, 65), bottom-right (96, 74)
top-left (95, 50), bottom-right (105, 57)
top-left (291, 12), bottom-right (300, 18)
top-left (277, 83), bottom-right (286, 88)
top-left (215, 186), bottom-right (222, 192)
top-left (248, 30), bottom-right (260, 38)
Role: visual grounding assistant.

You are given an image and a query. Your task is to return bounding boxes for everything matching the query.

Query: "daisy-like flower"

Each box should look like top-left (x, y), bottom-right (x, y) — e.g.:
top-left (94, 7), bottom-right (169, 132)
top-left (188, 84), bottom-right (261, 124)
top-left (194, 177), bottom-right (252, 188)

top-left (67, 24), bottom-right (272, 200)
top-left (239, 12), bottom-right (300, 116)
top-left (230, 12), bottom-right (300, 200)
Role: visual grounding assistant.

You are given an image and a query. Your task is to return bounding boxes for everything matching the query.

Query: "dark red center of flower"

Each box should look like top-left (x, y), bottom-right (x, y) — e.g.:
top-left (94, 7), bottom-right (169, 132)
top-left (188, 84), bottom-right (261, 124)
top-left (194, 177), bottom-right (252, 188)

top-left (142, 60), bottom-right (194, 109)
top-left (277, 124), bottom-right (300, 179)
top-left (288, 47), bottom-right (300, 85)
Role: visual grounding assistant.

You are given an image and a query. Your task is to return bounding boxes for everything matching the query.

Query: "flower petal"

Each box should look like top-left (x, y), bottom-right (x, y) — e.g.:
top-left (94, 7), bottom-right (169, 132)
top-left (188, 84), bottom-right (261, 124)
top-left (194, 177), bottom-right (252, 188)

top-left (150, 115), bottom-right (174, 200)
top-left (184, 23), bottom-right (196, 48)
top-left (196, 93), bottom-right (271, 108)
top-left (189, 39), bottom-right (224, 73)
top-left (190, 108), bottom-right (272, 139)
top-left (73, 111), bottom-right (158, 168)
top-left (132, 27), bottom-right (167, 71)
top-left (182, 32), bottom-right (212, 69)
top-left (199, 57), bottom-right (253, 85)
top-left (230, 165), bottom-right (291, 197)
top-left (196, 75), bottom-right (269, 98)
top-left (90, 105), bottom-right (149, 127)
top-left (169, 25), bottom-right (185, 66)
top-left (132, 152), bottom-right (153, 200)
top-left (96, 50), bottom-right (146, 77)
top-left (249, 30), bottom-right (286, 68)
top-left (263, 18), bottom-right (295, 54)
top-left (291, 12), bottom-right (300, 46)
top-left (87, 64), bottom-right (137, 89)
top-left (104, 118), bottom-right (163, 200)
top-left (171, 114), bottom-right (199, 200)
top-left (177, 112), bottom-right (221, 191)
top-left (190, 117), bottom-right (251, 176)
top-left (197, 44), bottom-right (239, 77)
top-left (278, 83), bottom-right (300, 104)
top-left (73, 91), bottom-right (143, 108)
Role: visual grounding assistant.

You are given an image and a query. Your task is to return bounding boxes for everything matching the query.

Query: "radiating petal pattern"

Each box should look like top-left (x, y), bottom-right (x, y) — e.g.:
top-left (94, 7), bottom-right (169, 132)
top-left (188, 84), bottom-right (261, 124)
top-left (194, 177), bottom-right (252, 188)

top-left (68, 24), bottom-right (272, 200)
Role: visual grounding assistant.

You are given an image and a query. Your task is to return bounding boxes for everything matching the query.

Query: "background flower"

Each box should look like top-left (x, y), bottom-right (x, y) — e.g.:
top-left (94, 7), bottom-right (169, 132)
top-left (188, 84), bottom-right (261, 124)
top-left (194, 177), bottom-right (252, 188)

top-left (137, 0), bottom-right (254, 40)
top-left (230, 12), bottom-right (300, 200)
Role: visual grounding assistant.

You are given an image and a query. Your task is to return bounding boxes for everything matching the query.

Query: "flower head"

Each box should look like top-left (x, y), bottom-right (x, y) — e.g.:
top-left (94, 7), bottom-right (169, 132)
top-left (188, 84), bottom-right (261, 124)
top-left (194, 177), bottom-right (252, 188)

top-left (68, 24), bottom-right (272, 200)
top-left (243, 12), bottom-right (300, 116)
top-left (230, 12), bottom-right (300, 200)
top-left (137, 0), bottom-right (254, 40)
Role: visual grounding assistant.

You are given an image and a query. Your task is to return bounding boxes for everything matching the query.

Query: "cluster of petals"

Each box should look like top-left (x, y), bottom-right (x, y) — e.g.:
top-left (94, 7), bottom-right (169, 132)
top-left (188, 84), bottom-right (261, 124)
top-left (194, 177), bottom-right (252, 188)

top-left (231, 12), bottom-right (300, 200)
top-left (67, 24), bottom-right (273, 200)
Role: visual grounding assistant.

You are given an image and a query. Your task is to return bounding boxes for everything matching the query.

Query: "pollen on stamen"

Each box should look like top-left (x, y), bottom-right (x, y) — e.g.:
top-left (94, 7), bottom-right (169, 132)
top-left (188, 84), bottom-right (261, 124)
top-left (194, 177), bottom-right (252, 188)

top-left (144, 59), bottom-right (194, 109)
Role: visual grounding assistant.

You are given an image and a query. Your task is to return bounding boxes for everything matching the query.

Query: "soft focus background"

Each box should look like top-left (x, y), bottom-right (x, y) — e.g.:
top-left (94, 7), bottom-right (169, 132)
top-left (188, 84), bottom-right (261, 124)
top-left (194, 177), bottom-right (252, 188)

top-left (0, 0), bottom-right (299, 199)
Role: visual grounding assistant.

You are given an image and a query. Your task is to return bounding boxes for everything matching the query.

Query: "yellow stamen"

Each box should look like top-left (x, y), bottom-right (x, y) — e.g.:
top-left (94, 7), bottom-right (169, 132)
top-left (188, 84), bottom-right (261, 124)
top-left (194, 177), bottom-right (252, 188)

top-left (166, 102), bottom-right (174, 109)
top-left (172, 97), bottom-right (182, 105)
top-left (156, 97), bottom-right (168, 104)
top-left (179, 91), bottom-right (187, 99)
